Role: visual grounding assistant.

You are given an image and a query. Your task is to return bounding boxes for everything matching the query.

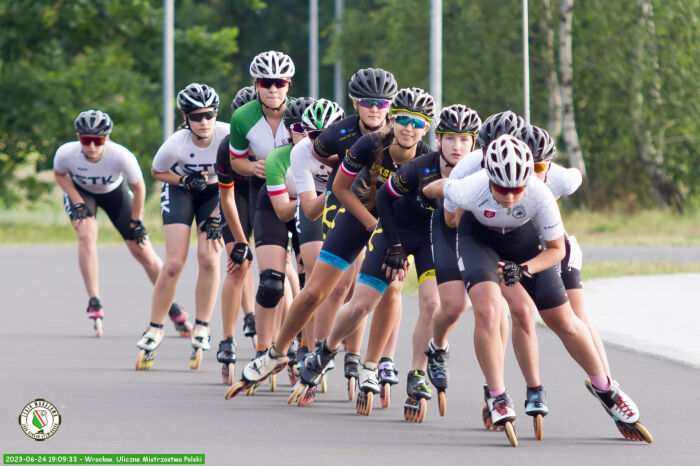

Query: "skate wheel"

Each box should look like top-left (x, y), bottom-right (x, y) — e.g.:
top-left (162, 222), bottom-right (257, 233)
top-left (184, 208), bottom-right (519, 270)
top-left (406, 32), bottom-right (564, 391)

top-left (189, 348), bottom-right (203, 370)
top-left (224, 380), bottom-right (250, 400)
top-left (297, 385), bottom-right (309, 407)
top-left (533, 414), bottom-right (543, 440)
top-left (364, 392), bottom-right (373, 416)
top-left (438, 391), bottom-right (446, 417)
top-left (417, 398), bottom-right (427, 423)
top-left (94, 318), bottom-right (103, 338)
top-left (481, 404), bottom-right (492, 429)
top-left (287, 365), bottom-right (297, 385)
top-left (135, 350), bottom-right (146, 371)
top-left (633, 423), bottom-right (653, 443)
top-left (347, 377), bottom-right (355, 401)
top-left (222, 363), bottom-right (235, 385)
top-left (380, 383), bottom-right (390, 409)
top-left (504, 421), bottom-right (518, 447)
top-left (246, 383), bottom-right (259, 396)
top-left (288, 382), bottom-right (306, 404)
top-left (270, 373), bottom-right (276, 392)
top-left (320, 374), bottom-right (327, 394)
top-left (618, 421), bottom-right (653, 443)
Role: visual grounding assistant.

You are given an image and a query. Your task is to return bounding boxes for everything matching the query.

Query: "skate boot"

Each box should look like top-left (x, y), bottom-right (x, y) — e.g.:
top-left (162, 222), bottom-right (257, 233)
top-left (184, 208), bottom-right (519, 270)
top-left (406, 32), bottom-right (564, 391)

top-left (524, 386), bottom-right (549, 440)
top-left (487, 390), bottom-right (518, 447)
top-left (290, 345), bottom-right (308, 385)
top-left (189, 323), bottom-right (210, 370)
top-left (426, 341), bottom-right (449, 416)
top-left (314, 340), bottom-right (334, 393)
top-left (344, 353), bottom-right (361, 401)
top-left (481, 384), bottom-right (503, 431)
top-left (585, 379), bottom-right (652, 443)
top-left (404, 370), bottom-right (432, 423)
top-left (168, 303), bottom-right (193, 337)
top-left (135, 325), bottom-right (164, 370)
top-left (217, 337), bottom-right (237, 385)
top-left (242, 312), bottom-right (257, 347)
top-left (378, 356), bottom-right (399, 408)
top-left (289, 339), bottom-right (338, 405)
top-left (356, 363), bottom-right (380, 416)
top-left (86, 297), bottom-right (104, 338)
top-left (224, 346), bottom-right (289, 400)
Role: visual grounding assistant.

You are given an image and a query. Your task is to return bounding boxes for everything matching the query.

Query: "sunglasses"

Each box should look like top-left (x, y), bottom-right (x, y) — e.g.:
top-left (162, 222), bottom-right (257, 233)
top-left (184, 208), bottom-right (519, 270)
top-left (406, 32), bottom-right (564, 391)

top-left (393, 115), bottom-right (427, 129)
top-left (188, 110), bottom-right (217, 122)
top-left (79, 135), bottom-right (106, 146)
top-left (534, 162), bottom-right (550, 174)
top-left (306, 130), bottom-right (323, 140)
top-left (491, 184), bottom-right (526, 196)
top-left (290, 122), bottom-right (305, 134)
top-left (356, 98), bottom-right (390, 109)
top-left (257, 78), bottom-right (290, 89)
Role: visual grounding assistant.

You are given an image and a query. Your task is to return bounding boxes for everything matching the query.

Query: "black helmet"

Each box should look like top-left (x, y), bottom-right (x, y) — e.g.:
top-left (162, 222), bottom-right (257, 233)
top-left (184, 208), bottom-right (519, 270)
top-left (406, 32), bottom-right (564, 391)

top-left (177, 83), bottom-right (219, 114)
top-left (74, 110), bottom-right (113, 136)
top-left (477, 111), bottom-right (525, 149)
top-left (230, 86), bottom-right (257, 112)
top-left (391, 87), bottom-right (436, 121)
top-left (283, 97), bottom-right (316, 128)
top-left (517, 125), bottom-right (556, 162)
top-left (436, 105), bottom-right (482, 135)
top-left (348, 68), bottom-right (398, 100)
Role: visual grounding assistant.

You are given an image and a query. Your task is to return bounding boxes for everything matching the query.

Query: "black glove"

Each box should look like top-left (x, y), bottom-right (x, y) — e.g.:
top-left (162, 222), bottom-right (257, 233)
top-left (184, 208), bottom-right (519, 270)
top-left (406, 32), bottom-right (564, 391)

top-left (501, 261), bottom-right (532, 286)
top-left (230, 242), bottom-right (253, 264)
top-left (128, 219), bottom-right (148, 244)
top-left (70, 203), bottom-right (88, 221)
top-left (179, 172), bottom-right (207, 191)
top-left (201, 216), bottom-right (222, 240)
top-left (383, 245), bottom-right (408, 277)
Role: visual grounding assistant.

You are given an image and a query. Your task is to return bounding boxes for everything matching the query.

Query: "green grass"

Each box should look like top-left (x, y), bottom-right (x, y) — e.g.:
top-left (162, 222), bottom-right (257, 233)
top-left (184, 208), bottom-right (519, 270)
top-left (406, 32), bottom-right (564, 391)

top-left (562, 207), bottom-right (700, 246)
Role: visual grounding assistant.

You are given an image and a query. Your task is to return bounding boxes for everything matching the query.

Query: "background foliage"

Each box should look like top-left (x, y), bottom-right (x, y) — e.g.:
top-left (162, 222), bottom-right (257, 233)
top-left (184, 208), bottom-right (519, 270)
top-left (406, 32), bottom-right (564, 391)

top-left (1, 0), bottom-right (697, 210)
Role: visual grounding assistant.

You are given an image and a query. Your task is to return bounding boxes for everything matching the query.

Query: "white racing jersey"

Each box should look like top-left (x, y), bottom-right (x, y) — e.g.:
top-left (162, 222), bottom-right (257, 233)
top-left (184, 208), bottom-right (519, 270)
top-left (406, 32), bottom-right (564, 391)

top-left (290, 137), bottom-right (332, 195)
top-left (53, 141), bottom-right (143, 194)
top-left (544, 163), bottom-right (582, 200)
top-left (152, 121), bottom-right (229, 185)
top-left (443, 170), bottom-right (565, 241)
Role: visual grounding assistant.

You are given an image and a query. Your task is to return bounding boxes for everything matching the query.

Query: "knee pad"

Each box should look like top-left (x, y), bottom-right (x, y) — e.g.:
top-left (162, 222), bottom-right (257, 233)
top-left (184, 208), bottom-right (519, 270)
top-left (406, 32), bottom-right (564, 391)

top-left (256, 269), bottom-right (285, 308)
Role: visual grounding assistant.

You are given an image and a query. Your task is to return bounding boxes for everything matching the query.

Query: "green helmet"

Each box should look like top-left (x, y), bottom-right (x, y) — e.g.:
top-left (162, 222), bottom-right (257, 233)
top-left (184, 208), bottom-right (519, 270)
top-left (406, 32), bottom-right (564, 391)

top-left (301, 99), bottom-right (345, 132)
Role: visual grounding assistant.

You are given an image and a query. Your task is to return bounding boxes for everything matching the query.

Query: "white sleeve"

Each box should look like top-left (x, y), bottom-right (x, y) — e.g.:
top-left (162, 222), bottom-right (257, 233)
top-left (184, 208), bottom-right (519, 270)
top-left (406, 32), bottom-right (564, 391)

top-left (116, 145), bottom-right (144, 184)
top-left (443, 172), bottom-right (482, 212)
top-left (532, 181), bottom-right (566, 241)
top-left (546, 163), bottom-right (582, 199)
top-left (152, 133), bottom-right (180, 173)
top-left (290, 142), bottom-right (317, 194)
top-left (53, 144), bottom-right (70, 174)
top-left (449, 149), bottom-right (483, 181)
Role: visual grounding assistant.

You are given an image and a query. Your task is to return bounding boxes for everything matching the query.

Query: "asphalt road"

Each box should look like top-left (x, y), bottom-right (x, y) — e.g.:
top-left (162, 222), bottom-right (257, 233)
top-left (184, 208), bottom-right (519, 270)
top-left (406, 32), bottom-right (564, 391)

top-left (1, 246), bottom-right (698, 465)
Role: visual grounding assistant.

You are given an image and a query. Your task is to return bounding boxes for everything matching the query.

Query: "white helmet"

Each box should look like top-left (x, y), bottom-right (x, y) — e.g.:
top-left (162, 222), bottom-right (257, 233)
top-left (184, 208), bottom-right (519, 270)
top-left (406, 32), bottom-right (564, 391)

top-left (478, 111), bottom-right (525, 149)
top-left (249, 51), bottom-right (295, 79)
top-left (484, 134), bottom-right (534, 187)
top-left (517, 125), bottom-right (556, 162)
top-left (301, 99), bottom-right (346, 132)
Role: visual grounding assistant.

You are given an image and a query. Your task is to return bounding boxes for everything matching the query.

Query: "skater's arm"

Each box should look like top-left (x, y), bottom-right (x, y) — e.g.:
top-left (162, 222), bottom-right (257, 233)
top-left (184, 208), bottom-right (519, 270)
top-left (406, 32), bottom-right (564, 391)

top-left (129, 179), bottom-right (147, 221)
top-left (219, 184), bottom-right (247, 244)
top-left (54, 170), bottom-right (84, 204)
top-left (298, 191), bottom-right (324, 221)
top-left (332, 172), bottom-right (376, 231)
top-left (269, 193), bottom-right (296, 223)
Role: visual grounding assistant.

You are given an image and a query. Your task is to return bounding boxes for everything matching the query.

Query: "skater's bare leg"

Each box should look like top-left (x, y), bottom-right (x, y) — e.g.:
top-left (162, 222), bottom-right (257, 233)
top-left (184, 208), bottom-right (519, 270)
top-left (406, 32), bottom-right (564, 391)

top-left (432, 280), bottom-right (466, 348)
top-left (74, 216), bottom-right (100, 298)
top-left (412, 278), bottom-right (439, 370)
top-left (194, 228), bottom-right (223, 323)
top-left (150, 224), bottom-right (190, 325)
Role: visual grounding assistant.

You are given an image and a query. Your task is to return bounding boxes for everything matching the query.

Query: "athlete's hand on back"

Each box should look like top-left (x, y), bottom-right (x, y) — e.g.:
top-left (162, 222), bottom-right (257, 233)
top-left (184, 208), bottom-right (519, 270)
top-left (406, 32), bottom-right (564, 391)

top-left (382, 244), bottom-right (409, 282)
top-left (498, 260), bottom-right (532, 286)
top-left (422, 179), bottom-right (447, 199)
top-left (253, 159), bottom-right (266, 179)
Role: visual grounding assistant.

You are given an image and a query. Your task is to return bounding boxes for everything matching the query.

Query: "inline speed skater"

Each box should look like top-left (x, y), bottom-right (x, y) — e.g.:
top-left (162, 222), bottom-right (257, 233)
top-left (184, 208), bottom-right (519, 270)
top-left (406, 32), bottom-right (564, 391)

top-left (292, 88), bottom-right (435, 417)
top-left (423, 134), bottom-right (646, 446)
top-left (54, 110), bottom-right (190, 338)
top-left (312, 68), bottom-right (400, 400)
top-left (136, 83), bottom-right (226, 371)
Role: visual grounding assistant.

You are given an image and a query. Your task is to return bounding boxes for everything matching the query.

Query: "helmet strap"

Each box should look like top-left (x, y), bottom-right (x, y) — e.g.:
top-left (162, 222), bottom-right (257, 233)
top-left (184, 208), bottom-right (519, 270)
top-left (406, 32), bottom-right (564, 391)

top-left (260, 98), bottom-right (285, 112)
top-left (439, 149), bottom-right (455, 168)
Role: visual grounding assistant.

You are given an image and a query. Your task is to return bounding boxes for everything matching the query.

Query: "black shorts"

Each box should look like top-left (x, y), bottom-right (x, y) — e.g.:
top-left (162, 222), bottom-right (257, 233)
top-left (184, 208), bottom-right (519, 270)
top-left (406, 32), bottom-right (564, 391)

top-left (63, 181), bottom-right (134, 240)
top-left (318, 207), bottom-right (371, 272)
top-left (234, 175), bottom-right (252, 239)
top-left (560, 235), bottom-right (583, 290)
top-left (321, 190), bottom-right (341, 239)
top-left (160, 183), bottom-right (219, 227)
top-left (456, 213), bottom-right (568, 311)
top-left (430, 208), bottom-right (461, 285)
top-left (358, 221), bottom-right (435, 293)
top-left (253, 187), bottom-right (295, 249)
top-left (295, 198), bottom-right (323, 246)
